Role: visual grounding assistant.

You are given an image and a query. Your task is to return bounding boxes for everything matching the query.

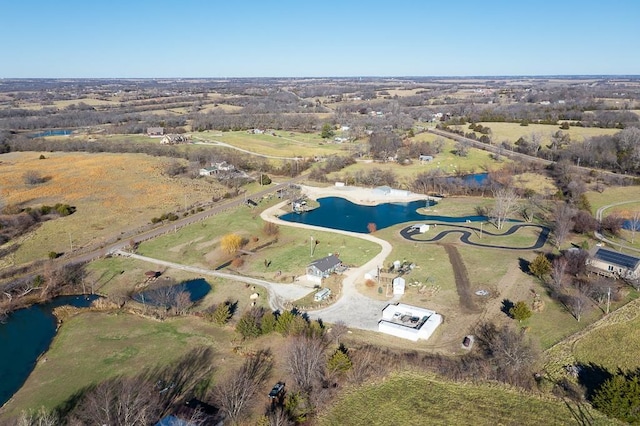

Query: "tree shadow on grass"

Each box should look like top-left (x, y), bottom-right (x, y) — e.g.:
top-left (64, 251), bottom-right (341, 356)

top-left (518, 257), bottom-right (530, 274)
top-left (576, 362), bottom-right (613, 401)
top-left (501, 299), bottom-right (514, 317)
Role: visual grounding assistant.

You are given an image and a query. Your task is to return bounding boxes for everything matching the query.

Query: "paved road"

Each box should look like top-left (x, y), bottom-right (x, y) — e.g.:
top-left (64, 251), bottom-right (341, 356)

top-left (595, 200), bottom-right (640, 253)
top-left (399, 222), bottom-right (550, 250)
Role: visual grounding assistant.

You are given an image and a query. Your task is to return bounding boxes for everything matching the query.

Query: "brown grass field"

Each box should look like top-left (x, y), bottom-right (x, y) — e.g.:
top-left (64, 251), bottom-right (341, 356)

top-left (452, 122), bottom-right (620, 146)
top-left (0, 152), bottom-right (227, 266)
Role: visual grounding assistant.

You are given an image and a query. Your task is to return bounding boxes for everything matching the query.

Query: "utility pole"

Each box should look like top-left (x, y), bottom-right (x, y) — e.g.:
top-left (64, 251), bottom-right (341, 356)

top-left (480, 222), bottom-right (483, 239)
top-left (606, 286), bottom-right (611, 314)
top-left (310, 236), bottom-right (314, 257)
top-left (68, 232), bottom-right (73, 252)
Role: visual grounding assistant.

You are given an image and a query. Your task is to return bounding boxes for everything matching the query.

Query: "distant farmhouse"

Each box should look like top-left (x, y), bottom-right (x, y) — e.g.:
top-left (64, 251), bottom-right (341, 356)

top-left (199, 161), bottom-right (237, 177)
top-left (306, 254), bottom-right (342, 284)
top-left (160, 134), bottom-right (190, 145)
top-left (147, 127), bottom-right (164, 137)
top-left (587, 247), bottom-right (640, 280)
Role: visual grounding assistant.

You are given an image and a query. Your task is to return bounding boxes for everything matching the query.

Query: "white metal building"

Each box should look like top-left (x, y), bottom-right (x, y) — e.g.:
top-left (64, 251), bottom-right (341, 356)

top-left (378, 303), bottom-right (442, 342)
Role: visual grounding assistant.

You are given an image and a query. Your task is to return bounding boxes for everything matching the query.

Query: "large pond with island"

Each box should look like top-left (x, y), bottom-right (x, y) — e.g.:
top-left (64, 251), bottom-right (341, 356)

top-left (280, 196), bottom-right (487, 233)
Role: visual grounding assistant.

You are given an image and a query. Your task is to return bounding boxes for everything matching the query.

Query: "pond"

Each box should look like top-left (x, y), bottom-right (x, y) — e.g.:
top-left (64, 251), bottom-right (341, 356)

top-left (132, 278), bottom-right (211, 307)
top-left (28, 129), bottom-right (74, 138)
top-left (280, 197), bottom-right (487, 233)
top-left (0, 294), bottom-right (100, 407)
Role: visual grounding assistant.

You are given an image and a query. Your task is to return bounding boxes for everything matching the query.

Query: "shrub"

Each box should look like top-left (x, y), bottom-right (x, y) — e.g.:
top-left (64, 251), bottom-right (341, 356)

top-left (263, 222), bottom-right (280, 236)
top-left (365, 279), bottom-right (376, 288)
top-left (231, 257), bottom-right (244, 268)
top-left (221, 233), bottom-right (243, 254)
top-left (211, 302), bottom-right (232, 325)
top-left (23, 170), bottom-right (46, 185)
top-left (509, 301), bottom-right (533, 322)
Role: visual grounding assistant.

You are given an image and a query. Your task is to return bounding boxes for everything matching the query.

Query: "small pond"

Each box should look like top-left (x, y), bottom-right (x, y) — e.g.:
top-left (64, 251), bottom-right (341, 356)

top-left (280, 197), bottom-right (487, 233)
top-left (132, 278), bottom-right (211, 307)
top-left (0, 294), bottom-right (100, 407)
top-left (28, 129), bottom-right (74, 138)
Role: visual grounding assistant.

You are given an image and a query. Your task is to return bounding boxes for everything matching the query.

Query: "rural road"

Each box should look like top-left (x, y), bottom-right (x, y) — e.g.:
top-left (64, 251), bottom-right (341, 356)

top-left (595, 200), bottom-right (640, 253)
top-left (112, 250), bottom-right (313, 312)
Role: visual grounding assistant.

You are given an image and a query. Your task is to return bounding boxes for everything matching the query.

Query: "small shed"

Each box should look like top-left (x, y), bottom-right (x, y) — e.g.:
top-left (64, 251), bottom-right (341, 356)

top-left (410, 223), bottom-right (430, 233)
top-left (314, 288), bottom-right (331, 302)
top-left (419, 155), bottom-right (434, 162)
top-left (392, 277), bottom-right (405, 295)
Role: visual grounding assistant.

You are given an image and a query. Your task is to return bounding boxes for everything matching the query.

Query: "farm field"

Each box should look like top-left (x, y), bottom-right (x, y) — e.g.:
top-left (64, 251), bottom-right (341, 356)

top-left (0, 152), bottom-right (226, 265)
top-left (316, 372), bottom-right (613, 425)
top-left (452, 122), bottom-right (620, 145)
top-left (195, 130), bottom-right (347, 158)
top-left (328, 139), bottom-right (506, 184)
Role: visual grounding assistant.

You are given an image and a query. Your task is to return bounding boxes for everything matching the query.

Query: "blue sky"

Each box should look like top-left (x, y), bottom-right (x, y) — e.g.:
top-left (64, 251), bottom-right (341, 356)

top-left (2, 0), bottom-right (639, 78)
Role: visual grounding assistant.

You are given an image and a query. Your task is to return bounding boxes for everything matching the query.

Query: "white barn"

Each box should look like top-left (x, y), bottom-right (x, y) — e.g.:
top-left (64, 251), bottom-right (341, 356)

top-left (378, 303), bottom-right (442, 342)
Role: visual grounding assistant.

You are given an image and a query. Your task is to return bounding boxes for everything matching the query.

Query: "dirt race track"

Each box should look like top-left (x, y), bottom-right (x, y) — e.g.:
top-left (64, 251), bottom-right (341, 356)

top-left (442, 244), bottom-right (479, 313)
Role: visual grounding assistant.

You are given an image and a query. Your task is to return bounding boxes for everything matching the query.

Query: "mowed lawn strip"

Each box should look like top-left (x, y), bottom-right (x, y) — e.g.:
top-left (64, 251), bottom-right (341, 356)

top-left (316, 372), bottom-right (613, 426)
top-left (2, 313), bottom-right (235, 418)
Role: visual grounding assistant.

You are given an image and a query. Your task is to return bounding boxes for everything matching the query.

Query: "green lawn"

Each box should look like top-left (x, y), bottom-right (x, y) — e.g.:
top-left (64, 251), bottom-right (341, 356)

top-left (317, 372), bottom-right (614, 426)
top-left (2, 313), bottom-right (235, 418)
top-left (137, 201), bottom-right (380, 278)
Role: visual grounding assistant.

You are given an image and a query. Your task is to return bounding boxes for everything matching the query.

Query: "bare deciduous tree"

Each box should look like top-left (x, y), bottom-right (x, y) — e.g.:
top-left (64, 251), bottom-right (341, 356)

top-left (15, 407), bottom-right (59, 426)
top-left (70, 376), bottom-right (161, 426)
top-left (491, 187), bottom-right (519, 230)
top-left (329, 321), bottom-right (348, 345)
top-left (213, 349), bottom-right (273, 425)
top-left (551, 257), bottom-right (568, 289)
top-left (552, 203), bottom-right (576, 249)
top-left (476, 322), bottom-right (539, 379)
top-left (173, 291), bottom-right (192, 316)
top-left (286, 335), bottom-right (327, 394)
top-left (565, 293), bottom-right (589, 322)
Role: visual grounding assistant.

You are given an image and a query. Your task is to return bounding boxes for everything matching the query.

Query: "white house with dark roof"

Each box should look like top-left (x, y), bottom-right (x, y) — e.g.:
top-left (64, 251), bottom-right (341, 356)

top-left (587, 247), bottom-right (640, 279)
top-left (306, 254), bottom-right (341, 284)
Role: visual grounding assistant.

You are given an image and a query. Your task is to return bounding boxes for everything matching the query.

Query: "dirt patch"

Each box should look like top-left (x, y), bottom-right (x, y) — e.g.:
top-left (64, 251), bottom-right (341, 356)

top-left (441, 244), bottom-right (479, 313)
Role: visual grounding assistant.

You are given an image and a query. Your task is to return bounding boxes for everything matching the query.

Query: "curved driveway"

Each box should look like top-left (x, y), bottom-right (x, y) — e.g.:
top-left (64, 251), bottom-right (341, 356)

top-left (260, 203), bottom-right (399, 330)
top-left (113, 250), bottom-right (313, 312)
top-left (399, 223), bottom-right (550, 250)
top-left (595, 200), bottom-right (640, 253)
